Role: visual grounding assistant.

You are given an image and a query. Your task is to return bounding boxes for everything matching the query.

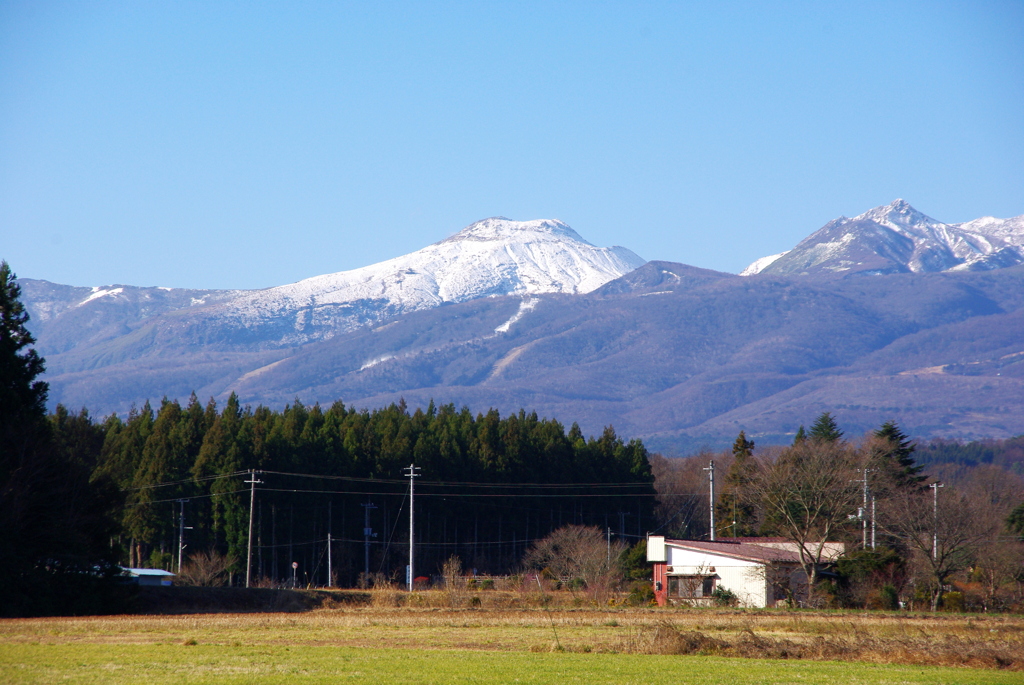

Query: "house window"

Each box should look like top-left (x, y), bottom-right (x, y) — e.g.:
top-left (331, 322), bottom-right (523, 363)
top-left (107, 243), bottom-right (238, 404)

top-left (667, 575), bottom-right (716, 598)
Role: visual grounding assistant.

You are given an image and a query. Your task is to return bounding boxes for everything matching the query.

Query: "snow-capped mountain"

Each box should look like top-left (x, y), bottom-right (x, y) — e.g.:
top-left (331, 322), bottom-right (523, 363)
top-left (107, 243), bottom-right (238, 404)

top-left (22, 217), bottom-right (645, 352)
top-left (742, 200), bottom-right (1024, 276)
top-left (208, 217), bottom-right (644, 346)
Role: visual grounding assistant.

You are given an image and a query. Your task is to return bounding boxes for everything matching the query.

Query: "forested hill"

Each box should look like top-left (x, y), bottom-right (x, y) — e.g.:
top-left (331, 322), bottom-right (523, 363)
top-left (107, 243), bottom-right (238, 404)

top-left (61, 396), bottom-right (654, 586)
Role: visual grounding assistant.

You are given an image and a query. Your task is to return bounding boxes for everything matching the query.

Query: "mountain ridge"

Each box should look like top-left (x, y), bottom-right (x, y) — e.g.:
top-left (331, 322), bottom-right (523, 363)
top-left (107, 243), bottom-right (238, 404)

top-left (21, 217), bottom-right (645, 354)
top-left (15, 203), bottom-right (1024, 452)
top-left (743, 200), bottom-right (1024, 276)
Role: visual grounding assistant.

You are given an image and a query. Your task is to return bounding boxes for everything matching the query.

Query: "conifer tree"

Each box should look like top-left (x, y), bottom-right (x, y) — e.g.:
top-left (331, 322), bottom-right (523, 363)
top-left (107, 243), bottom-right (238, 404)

top-left (717, 431), bottom-right (759, 537)
top-left (0, 262), bottom-right (121, 615)
top-left (0, 261), bottom-right (48, 463)
top-left (1008, 503), bottom-right (1024, 541)
top-left (871, 420), bottom-right (926, 489)
top-left (809, 412), bottom-right (843, 443)
top-left (793, 426), bottom-right (806, 444)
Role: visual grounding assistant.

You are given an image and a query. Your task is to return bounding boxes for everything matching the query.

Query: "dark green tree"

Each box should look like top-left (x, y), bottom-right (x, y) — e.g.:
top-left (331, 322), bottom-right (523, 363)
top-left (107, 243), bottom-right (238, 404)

top-left (793, 426), bottom-right (806, 444)
top-left (0, 262), bottom-right (122, 616)
top-left (716, 431), bottom-right (759, 537)
top-left (0, 261), bottom-right (47, 461)
top-left (871, 421), bottom-right (926, 489)
top-left (808, 412), bottom-right (843, 443)
top-left (1008, 503), bottom-right (1024, 541)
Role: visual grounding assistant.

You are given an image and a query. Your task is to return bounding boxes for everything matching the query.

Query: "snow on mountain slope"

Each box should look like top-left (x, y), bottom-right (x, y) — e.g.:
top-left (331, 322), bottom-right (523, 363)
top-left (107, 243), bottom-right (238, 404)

top-left (742, 200), bottom-right (1024, 277)
top-left (23, 217), bottom-right (644, 352)
top-left (740, 252), bottom-right (789, 276)
top-left (209, 217), bottom-right (644, 344)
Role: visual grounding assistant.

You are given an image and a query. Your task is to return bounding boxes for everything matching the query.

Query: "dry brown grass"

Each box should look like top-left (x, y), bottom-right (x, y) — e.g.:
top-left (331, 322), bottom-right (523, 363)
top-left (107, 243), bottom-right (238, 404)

top-left (624, 620), bottom-right (1024, 670)
top-left (2, 592), bottom-right (1023, 671)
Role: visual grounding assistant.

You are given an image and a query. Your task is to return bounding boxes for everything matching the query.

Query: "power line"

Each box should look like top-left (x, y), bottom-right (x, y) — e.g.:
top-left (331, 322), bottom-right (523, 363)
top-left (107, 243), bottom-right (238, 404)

top-left (126, 470), bottom-right (250, 491)
top-left (253, 487), bottom-right (659, 498)
top-left (125, 488), bottom-right (249, 507)
top-left (130, 468), bottom-right (657, 492)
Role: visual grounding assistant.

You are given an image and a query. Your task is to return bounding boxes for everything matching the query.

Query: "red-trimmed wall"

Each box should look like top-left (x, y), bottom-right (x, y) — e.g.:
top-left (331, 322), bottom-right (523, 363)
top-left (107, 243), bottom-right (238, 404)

top-left (653, 562), bottom-right (668, 606)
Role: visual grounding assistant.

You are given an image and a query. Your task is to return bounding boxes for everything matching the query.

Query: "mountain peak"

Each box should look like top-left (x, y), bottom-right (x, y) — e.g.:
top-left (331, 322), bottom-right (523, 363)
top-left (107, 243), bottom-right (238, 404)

top-left (853, 199), bottom-right (939, 231)
top-left (204, 216), bottom-right (645, 345)
top-left (744, 201), bottom-right (1024, 277)
top-left (441, 217), bottom-right (590, 246)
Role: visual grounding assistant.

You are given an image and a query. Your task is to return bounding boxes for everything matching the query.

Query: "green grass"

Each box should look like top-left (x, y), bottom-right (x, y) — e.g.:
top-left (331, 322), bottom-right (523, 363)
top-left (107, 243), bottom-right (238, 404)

top-left (2, 644), bottom-right (1022, 685)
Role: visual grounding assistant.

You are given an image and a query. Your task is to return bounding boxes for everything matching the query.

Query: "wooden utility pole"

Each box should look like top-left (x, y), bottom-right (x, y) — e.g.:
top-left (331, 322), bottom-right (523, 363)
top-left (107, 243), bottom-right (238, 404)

top-left (704, 460), bottom-right (716, 541)
top-left (245, 470), bottom-right (263, 588)
top-left (404, 464), bottom-right (421, 590)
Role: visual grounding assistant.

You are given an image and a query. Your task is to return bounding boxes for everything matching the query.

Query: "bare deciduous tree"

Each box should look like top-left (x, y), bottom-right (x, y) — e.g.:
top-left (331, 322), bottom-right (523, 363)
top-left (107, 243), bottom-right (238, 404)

top-left (650, 451), bottom-right (731, 539)
top-left (749, 439), bottom-right (860, 601)
top-left (176, 548), bottom-right (236, 587)
top-left (880, 485), bottom-right (989, 611)
top-left (523, 524), bottom-right (625, 593)
top-left (442, 555), bottom-right (467, 608)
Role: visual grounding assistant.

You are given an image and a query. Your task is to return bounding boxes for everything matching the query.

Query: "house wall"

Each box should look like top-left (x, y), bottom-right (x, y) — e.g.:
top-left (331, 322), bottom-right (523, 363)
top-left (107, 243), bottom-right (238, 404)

top-left (663, 547), bottom-right (768, 608)
top-left (133, 575), bottom-right (173, 587)
top-left (653, 562), bottom-right (668, 606)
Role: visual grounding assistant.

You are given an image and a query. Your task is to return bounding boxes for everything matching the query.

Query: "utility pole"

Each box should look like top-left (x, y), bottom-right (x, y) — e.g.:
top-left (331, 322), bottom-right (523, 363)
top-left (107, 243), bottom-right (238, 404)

top-left (404, 464), bottom-right (421, 591)
top-left (361, 500), bottom-right (377, 583)
top-left (930, 482), bottom-right (944, 561)
top-left (703, 460), bottom-right (716, 541)
top-left (617, 511), bottom-right (629, 537)
top-left (175, 499), bottom-right (191, 573)
top-left (245, 470), bottom-right (263, 588)
top-left (858, 469), bottom-right (872, 549)
top-left (606, 527), bottom-right (611, 566)
top-left (327, 500), bottom-right (333, 588)
top-left (870, 496), bottom-right (876, 550)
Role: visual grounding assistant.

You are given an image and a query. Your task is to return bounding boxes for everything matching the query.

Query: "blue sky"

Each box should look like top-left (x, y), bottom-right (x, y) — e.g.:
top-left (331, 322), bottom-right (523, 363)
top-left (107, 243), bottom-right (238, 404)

top-left (2, 1), bottom-right (1022, 290)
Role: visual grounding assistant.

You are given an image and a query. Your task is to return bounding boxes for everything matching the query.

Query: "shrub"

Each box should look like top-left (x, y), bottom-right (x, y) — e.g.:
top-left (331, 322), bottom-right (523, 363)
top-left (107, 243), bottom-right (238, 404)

top-left (177, 549), bottom-right (236, 587)
top-left (712, 586), bottom-right (739, 607)
top-left (879, 583), bottom-right (900, 611)
top-left (625, 582), bottom-right (655, 606)
top-left (941, 591), bottom-right (964, 613)
top-left (442, 556), bottom-right (466, 608)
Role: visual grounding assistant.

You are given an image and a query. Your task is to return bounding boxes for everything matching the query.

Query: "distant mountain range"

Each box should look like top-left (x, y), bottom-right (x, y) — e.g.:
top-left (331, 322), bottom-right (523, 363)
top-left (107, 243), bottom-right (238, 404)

top-left (743, 199), bottom-right (1024, 276)
top-left (15, 202), bottom-right (1024, 453)
top-left (22, 217), bottom-right (643, 351)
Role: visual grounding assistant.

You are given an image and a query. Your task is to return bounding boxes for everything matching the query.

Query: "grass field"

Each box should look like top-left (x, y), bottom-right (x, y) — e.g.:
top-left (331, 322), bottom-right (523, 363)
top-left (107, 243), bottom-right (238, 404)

top-left (3, 593), bottom-right (1024, 684)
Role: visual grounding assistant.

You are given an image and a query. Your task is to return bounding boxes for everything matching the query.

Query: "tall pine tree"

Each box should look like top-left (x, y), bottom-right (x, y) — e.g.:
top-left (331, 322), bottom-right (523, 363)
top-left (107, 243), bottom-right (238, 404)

top-left (872, 420), bottom-right (926, 489)
top-left (716, 431), bottom-right (759, 537)
top-left (809, 412), bottom-right (843, 443)
top-left (0, 262), bottom-right (122, 615)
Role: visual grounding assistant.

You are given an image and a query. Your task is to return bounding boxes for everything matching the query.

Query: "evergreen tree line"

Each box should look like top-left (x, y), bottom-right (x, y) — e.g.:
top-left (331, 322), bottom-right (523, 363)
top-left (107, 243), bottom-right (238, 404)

top-left (61, 393), bottom-right (655, 587)
top-left (915, 435), bottom-right (1024, 474)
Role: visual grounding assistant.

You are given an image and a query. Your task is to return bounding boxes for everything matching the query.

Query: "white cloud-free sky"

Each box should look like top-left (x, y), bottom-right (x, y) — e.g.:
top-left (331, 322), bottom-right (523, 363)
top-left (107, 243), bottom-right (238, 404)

top-left (2, 1), bottom-right (1022, 289)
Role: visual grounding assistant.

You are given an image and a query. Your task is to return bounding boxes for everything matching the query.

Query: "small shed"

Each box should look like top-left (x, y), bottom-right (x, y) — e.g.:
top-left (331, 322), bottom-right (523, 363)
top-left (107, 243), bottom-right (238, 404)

top-left (646, 537), bottom-right (842, 608)
top-left (121, 567), bottom-right (176, 587)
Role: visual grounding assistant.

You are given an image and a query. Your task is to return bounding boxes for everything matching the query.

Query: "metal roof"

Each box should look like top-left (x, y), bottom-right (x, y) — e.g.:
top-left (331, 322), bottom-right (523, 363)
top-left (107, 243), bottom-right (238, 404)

top-left (120, 567), bottom-right (176, 577)
top-left (663, 539), bottom-right (805, 564)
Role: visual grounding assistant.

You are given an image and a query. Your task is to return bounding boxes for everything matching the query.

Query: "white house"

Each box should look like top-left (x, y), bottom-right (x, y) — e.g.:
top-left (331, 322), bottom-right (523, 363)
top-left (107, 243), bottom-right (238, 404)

top-left (646, 536), bottom-right (844, 608)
